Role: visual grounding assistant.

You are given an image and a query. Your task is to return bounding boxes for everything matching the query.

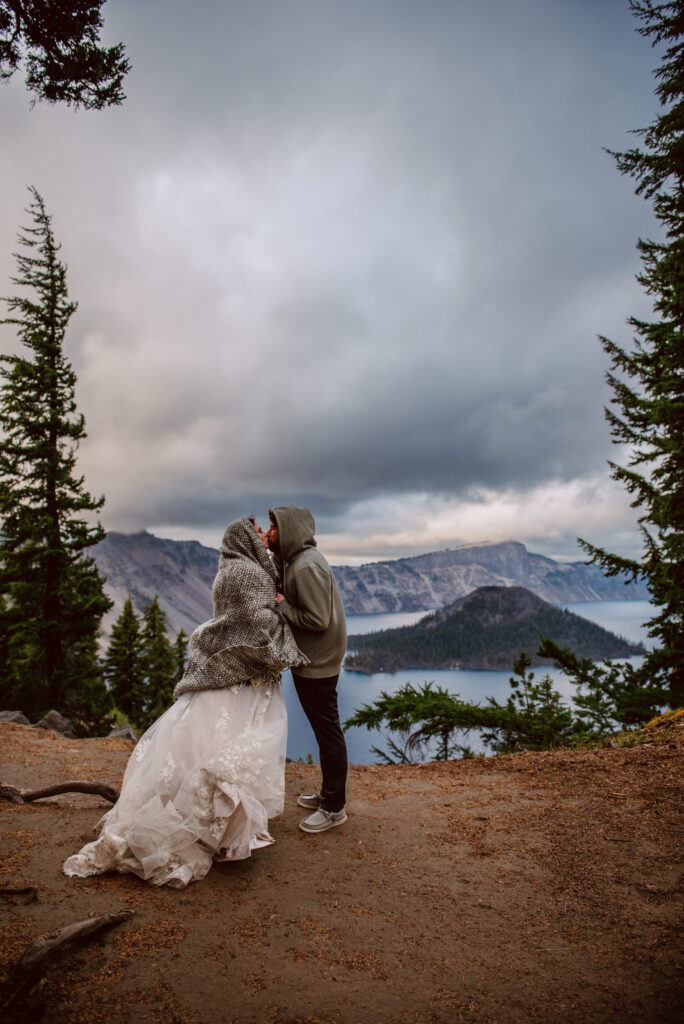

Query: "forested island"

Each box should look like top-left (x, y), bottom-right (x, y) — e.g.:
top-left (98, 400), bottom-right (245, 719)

top-left (344, 586), bottom-right (645, 673)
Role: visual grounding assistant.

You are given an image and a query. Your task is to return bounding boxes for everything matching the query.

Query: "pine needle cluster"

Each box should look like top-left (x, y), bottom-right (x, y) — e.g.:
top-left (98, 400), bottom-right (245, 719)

top-left (0, 0), bottom-right (129, 109)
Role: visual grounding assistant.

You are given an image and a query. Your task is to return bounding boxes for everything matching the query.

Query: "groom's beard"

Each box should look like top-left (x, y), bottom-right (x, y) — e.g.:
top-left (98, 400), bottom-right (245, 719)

top-left (267, 541), bottom-right (283, 578)
top-left (271, 551), bottom-right (284, 591)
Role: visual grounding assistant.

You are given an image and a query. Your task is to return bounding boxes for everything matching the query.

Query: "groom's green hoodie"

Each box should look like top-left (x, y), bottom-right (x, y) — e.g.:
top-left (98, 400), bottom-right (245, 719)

top-left (269, 505), bottom-right (347, 679)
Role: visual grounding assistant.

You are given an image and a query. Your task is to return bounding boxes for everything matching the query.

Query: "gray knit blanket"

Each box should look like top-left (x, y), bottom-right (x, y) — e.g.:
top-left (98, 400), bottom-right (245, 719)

top-left (173, 518), bottom-right (308, 699)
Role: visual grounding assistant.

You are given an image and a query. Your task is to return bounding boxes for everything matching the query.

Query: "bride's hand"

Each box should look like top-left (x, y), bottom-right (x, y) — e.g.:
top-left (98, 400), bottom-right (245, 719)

top-left (275, 592), bottom-right (285, 604)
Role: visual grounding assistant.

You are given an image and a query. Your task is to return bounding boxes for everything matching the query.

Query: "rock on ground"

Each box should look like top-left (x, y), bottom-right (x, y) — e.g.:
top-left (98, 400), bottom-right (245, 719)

top-left (35, 710), bottom-right (77, 739)
top-left (108, 725), bottom-right (138, 741)
top-left (0, 711), bottom-right (31, 725)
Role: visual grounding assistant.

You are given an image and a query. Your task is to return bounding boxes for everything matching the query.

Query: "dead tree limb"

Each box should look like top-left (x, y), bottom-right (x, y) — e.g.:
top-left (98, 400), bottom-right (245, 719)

top-left (0, 781), bottom-right (119, 804)
top-left (0, 785), bottom-right (24, 804)
top-left (0, 886), bottom-right (37, 904)
top-left (0, 909), bottom-right (135, 1014)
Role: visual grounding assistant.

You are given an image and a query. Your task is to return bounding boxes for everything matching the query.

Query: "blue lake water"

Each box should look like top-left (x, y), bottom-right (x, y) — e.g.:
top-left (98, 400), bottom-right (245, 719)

top-left (283, 600), bottom-right (653, 764)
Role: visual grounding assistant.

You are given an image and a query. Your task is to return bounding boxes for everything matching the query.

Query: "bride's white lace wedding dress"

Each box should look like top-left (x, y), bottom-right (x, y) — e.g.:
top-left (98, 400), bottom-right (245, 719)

top-left (63, 682), bottom-right (287, 888)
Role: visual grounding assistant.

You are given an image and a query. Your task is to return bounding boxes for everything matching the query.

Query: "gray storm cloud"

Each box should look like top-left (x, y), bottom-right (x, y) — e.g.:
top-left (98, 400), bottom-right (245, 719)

top-left (0, 0), bottom-right (659, 558)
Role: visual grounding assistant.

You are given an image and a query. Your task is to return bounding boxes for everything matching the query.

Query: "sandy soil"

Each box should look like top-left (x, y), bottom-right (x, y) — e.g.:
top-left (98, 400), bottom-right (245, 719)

top-left (0, 721), bottom-right (682, 1024)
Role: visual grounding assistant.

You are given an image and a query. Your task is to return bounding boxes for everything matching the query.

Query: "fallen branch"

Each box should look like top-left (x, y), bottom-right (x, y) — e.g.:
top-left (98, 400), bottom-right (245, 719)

top-left (0, 781), bottom-right (119, 805)
top-left (0, 909), bottom-right (134, 1015)
top-left (0, 886), bottom-right (37, 904)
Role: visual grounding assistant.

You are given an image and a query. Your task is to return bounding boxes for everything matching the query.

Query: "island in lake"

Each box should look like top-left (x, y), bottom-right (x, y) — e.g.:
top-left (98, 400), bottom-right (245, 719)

top-left (344, 585), bottom-right (645, 673)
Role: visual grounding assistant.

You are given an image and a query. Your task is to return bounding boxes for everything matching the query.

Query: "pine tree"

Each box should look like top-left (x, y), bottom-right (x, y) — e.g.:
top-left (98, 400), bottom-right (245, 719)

top-left (139, 596), bottom-right (176, 730)
top-left (172, 629), bottom-right (188, 688)
top-left (479, 653), bottom-right (578, 754)
top-left (104, 597), bottom-right (144, 723)
top-left (579, 1), bottom-right (684, 707)
top-left (0, 188), bottom-right (112, 727)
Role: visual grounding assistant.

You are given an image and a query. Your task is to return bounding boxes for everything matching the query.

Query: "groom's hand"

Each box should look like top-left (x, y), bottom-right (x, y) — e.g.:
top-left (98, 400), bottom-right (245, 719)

top-left (275, 592), bottom-right (285, 604)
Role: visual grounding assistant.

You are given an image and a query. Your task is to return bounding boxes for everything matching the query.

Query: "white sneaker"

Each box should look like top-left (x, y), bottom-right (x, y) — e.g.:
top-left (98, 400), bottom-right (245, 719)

top-left (297, 790), bottom-right (322, 809)
top-left (299, 807), bottom-right (347, 834)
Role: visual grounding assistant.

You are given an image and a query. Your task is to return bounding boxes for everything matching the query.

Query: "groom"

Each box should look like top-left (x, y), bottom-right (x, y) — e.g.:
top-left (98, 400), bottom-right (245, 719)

top-left (266, 505), bottom-right (348, 834)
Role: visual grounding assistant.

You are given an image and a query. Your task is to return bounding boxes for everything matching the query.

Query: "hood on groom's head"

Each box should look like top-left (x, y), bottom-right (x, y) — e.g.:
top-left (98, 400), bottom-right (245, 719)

top-left (269, 505), bottom-right (316, 562)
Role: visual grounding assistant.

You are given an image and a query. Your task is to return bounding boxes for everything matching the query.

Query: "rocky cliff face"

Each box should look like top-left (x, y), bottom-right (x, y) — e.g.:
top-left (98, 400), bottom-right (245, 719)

top-left (93, 531), bottom-right (218, 639)
top-left (333, 541), bottom-right (648, 613)
top-left (93, 533), bottom-right (649, 640)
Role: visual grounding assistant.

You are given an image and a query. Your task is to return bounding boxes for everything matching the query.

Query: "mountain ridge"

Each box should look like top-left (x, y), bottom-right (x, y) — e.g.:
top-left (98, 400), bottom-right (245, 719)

top-left (92, 531), bottom-right (649, 639)
top-left (332, 540), bottom-right (649, 612)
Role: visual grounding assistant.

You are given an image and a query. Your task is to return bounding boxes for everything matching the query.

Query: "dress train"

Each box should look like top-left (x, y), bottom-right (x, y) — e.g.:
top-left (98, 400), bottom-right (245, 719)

top-left (63, 683), bottom-right (286, 888)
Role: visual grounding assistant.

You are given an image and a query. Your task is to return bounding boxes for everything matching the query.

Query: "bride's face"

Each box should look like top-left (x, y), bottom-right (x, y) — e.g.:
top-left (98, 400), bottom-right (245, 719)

top-left (251, 519), bottom-right (269, 549)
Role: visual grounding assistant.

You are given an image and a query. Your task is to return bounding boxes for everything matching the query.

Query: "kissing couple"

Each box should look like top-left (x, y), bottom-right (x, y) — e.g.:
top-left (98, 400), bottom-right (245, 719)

top-left (64, 505), bottom-right (348, 888)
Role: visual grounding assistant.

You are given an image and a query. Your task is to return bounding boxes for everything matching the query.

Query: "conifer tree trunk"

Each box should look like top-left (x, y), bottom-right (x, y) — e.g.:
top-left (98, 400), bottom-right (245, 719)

top-left (44, 259), bottom-right (63, 703)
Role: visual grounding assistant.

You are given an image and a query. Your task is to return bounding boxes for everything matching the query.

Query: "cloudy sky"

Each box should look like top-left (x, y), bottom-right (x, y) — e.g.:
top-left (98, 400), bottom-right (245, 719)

top-left (1, 0), bottom-right (663, 563)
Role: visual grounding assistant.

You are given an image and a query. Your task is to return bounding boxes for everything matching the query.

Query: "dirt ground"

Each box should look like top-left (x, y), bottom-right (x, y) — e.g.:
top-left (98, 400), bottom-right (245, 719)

top-left (0, 721), bottom-right (682, 1024)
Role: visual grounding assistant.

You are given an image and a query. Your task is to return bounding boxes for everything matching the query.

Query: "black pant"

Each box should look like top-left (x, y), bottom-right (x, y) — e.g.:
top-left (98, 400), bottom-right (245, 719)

top-left (292, 672), bottom-right (348, 813)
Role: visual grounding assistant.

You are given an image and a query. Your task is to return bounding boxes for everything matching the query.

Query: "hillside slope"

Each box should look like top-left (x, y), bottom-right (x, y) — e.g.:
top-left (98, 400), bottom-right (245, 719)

top-left (346, 585), bottom-right (645, 672)
top-left (93, 531), bottom-right (218, 638)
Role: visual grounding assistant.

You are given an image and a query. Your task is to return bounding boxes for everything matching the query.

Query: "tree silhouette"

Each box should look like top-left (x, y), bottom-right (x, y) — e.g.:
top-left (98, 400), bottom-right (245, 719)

top-left (0, 0), bottom-right (129, 109)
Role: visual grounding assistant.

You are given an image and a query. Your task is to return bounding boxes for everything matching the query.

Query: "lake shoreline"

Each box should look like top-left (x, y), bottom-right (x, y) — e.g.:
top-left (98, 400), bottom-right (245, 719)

top-left (285, 600), bottom-right (653, 763)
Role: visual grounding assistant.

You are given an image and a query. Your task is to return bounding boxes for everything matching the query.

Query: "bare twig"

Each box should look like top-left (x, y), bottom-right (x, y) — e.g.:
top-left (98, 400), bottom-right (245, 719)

top-left (0, 909), bottom-right (134, 1014)
top-left (0, 781), bottom-right (119, 804)
top-left (0, 886), bottom-right (37, 905)
top-left (0, 785), bottom-right (25, 804)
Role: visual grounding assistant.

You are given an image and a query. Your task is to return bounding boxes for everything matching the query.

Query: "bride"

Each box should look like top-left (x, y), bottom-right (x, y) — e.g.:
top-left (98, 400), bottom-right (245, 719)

top-left (63, 517), bottom-right (308, 888)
